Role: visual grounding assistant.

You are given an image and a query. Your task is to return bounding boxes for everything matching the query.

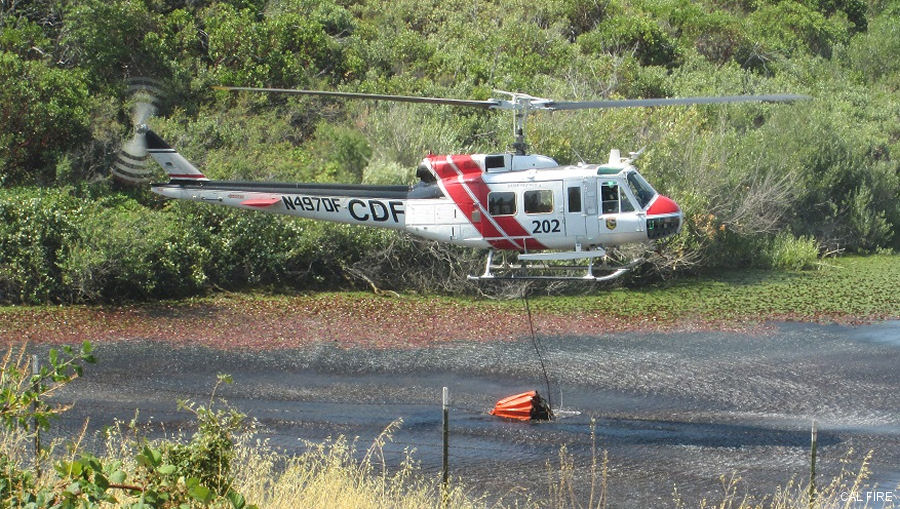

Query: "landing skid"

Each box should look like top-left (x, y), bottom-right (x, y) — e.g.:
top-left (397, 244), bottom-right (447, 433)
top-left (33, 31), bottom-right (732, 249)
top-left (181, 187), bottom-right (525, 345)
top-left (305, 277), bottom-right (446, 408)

top-left (468, 249), bottom-right (642, 282)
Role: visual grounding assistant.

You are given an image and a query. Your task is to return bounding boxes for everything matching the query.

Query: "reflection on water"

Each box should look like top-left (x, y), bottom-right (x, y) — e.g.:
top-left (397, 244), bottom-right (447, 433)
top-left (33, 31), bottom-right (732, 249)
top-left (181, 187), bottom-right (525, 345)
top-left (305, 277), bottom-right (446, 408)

top-left (843, 320), bottom-right (900, 347)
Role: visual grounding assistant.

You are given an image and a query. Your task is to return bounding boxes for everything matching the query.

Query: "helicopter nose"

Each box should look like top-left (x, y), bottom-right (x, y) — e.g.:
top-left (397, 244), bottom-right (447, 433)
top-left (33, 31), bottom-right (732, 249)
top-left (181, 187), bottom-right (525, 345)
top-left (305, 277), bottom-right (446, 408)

top-left (646, 195), bottom-right (682, 239)
top-left (647, 195), bottom-right (680, 215)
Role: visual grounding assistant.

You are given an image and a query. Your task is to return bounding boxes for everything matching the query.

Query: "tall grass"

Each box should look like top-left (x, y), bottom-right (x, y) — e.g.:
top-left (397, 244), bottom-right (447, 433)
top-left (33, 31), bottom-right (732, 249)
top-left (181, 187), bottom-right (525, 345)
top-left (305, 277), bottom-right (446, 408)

top-left (765, 233), bottom-right (821, 271)
top-left (2, 415), bottom-right (887, 509)
top-left (687, 450), bottom-right (883, 509)
top-left (229, 420), bottom-right (494, 509)
top-left (545, 420), bottom-right (609, 509)
top-left (229, 425), bottom-right (882, 509)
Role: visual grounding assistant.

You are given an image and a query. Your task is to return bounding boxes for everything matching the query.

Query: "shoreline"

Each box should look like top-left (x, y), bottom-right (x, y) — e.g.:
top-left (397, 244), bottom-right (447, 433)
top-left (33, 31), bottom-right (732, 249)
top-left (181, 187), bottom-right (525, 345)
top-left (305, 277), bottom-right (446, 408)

top-left (3, 255), bottom-right (897, 350)
top-left (2, 295), bottom-right (896, 351)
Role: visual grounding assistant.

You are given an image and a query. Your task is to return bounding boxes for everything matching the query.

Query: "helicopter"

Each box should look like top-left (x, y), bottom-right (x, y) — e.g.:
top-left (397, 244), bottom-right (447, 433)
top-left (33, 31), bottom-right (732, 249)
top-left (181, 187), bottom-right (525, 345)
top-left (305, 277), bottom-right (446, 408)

top-left (128, 86), bottom-right (807, 281)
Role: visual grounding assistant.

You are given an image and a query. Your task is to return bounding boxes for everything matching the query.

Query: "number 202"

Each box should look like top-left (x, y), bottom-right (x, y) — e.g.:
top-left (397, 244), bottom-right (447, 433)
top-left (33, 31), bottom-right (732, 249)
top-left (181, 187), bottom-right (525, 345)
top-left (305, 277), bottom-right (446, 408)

top-left (532, 219), bottom-right (560, 234)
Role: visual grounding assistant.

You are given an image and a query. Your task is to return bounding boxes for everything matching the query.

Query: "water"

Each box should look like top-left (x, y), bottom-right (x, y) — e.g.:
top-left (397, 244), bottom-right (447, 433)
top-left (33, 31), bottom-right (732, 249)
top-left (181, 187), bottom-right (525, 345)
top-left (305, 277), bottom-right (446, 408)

top-left (44, 321), bottom-right (900, 507)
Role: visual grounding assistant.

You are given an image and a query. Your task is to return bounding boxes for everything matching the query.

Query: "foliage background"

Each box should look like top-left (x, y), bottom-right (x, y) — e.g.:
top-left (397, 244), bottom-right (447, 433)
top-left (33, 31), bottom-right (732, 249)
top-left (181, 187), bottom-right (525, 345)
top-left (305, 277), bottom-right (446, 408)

top-left (0, 0), bottom-right (897, 303)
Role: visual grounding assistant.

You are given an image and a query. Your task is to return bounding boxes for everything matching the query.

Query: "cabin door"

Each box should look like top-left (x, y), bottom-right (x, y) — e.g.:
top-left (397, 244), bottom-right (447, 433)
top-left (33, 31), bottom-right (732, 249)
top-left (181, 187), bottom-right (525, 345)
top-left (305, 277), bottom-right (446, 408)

top-left (564, 178), bottom-right (599, 244)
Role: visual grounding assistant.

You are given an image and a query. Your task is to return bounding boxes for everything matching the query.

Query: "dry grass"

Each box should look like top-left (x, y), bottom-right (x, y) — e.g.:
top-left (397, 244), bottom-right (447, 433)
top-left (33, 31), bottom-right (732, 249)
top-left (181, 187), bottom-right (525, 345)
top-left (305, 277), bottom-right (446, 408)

top-left (675, 450), bottom-right (897, 509)
top-left (3, 415), bottom-right (893, 509)
top-left (545, 420), bottom-right (609, 509)
top-left (227, 432), bottom-right (892, 509)
top-left (230, 419), bottom-right (500, 509)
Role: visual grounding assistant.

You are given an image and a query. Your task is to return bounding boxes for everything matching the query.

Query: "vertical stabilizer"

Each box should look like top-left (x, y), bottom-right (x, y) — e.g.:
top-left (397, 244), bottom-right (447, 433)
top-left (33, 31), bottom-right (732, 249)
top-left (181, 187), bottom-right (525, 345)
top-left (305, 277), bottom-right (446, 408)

top-left (145, 129), bottom-right (208, 181)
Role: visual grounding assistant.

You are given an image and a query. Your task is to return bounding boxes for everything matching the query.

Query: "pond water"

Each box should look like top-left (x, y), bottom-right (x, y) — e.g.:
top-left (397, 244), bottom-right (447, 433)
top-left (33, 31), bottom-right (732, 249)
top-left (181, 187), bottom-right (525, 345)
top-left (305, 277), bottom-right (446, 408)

top-left (47, 320), bottom-right (900, 507)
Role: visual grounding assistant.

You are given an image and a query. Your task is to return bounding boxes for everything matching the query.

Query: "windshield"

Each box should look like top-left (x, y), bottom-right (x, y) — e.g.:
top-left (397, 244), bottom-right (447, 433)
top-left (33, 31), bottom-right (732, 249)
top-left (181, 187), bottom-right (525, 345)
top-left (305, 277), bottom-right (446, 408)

top-left (626, 171), bottom-right (657, 209)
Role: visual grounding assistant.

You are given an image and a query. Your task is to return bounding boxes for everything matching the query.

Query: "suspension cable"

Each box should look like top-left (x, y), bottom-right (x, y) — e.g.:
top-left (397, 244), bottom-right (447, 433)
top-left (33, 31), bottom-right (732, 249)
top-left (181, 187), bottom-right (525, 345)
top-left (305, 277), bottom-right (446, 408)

top-left (522, 290), bottom-right (553, 412)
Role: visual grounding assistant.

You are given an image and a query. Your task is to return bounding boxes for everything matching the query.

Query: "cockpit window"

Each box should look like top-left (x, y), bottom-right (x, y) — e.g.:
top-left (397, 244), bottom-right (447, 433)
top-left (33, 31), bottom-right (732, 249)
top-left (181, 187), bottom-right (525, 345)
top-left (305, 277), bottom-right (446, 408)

top-left (626, 171), bottom-right (656, 209)
top-left (600, 182), bottom-right (619, 214)
top-left (620, 189), bottom-right (635, 212)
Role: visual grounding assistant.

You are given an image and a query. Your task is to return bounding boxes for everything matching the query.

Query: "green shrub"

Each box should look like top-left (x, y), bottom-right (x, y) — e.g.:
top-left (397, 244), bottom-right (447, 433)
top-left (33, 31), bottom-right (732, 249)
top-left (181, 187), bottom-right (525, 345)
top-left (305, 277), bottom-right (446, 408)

top-left (764, 232), bottom-right (820, 270)
top-left (183, 203), bottom-right (310, 288)
top-left (844, 13), bottom-right (900, 83)
top-left (580, 14), bottom-right (682, 67)
top-left (362, 159), bottom-right (413, 185)
top-left (307, 122), bottom-right (372, 183)
top-left (162, 396), bottom-right (245, 497)
top-left (200, 3), bottom-right (344, 87)
top-left (1, 349), bottom-right (254, 508)
top-left (0, 188), bottom-right (83, 304)
top-left (178, 201), bottom-right (400, 291)
top-left (59, 200), bottom-right (209, 302)
top-left (0, 189), bottom-right (210, 304)
top-left (744, 0), bottom-right (851, 59)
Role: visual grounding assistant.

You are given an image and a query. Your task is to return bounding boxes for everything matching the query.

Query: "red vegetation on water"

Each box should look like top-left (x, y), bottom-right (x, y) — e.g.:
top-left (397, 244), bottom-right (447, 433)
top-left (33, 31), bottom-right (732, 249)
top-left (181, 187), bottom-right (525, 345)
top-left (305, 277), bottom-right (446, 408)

top-left (0, 293), bottom-right (887, 351)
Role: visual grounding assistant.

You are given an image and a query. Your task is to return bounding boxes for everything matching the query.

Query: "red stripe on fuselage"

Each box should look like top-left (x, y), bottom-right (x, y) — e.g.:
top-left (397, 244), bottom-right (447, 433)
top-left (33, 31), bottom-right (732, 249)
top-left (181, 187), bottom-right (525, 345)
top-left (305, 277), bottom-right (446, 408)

top-left (449, 156), bottom-right (545, 251)
top-left (430, 155), bottom-right (545, 251)
top-left (430, 157), bottom-right (517, 250)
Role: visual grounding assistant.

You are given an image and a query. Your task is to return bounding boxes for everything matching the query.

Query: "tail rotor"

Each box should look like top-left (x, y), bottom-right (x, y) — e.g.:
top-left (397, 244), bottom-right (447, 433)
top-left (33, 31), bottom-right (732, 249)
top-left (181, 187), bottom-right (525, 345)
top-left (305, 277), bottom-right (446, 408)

top-left (113, 77), bottom-right (165, 184)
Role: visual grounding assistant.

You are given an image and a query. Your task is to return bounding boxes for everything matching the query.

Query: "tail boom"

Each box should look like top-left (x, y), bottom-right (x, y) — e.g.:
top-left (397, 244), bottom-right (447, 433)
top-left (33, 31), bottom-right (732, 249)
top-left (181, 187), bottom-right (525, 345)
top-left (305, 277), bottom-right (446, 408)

top-left (146, 129), bottom-right (493, 248)
top-left (151, 179), bottom-right (415, 229)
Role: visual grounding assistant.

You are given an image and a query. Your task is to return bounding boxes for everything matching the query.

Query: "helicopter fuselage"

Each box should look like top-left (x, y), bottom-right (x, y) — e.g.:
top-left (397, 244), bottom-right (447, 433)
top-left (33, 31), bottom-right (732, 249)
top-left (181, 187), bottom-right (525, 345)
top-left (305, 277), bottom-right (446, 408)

top-left (150, 149), bottom-right (682, 253)
top-left (134, 85), bottom-right (804, 280)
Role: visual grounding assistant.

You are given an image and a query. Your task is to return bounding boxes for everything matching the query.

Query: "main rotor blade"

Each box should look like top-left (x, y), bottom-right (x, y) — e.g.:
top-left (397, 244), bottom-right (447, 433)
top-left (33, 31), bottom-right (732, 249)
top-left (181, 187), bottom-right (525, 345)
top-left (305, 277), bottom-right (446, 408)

top-left (546, 94), bottom-right (811, 110)
top-left (213, 86), bottom-right (500, 109)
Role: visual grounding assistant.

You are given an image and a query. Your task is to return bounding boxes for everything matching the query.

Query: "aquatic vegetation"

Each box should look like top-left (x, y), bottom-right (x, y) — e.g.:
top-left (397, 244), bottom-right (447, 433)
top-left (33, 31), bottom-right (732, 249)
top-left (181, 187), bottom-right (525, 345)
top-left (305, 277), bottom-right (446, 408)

top-left (1, 255), bottom-right (896, 350)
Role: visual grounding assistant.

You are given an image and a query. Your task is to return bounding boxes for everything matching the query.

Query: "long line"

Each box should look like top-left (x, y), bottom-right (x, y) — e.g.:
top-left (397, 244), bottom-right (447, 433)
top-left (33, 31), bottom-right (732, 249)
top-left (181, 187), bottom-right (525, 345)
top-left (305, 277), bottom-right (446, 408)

top-left (522, 291), bottom-right (553, 413)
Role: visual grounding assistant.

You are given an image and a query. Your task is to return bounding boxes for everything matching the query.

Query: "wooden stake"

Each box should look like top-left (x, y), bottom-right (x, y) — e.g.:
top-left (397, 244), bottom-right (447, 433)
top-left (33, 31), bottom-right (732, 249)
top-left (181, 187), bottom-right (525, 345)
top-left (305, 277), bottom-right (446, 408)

top-left (32, 354), bottom-right (41, 477)
top-left (808, 420), bottom-right (818, 509)
top-left (442, 386), bottom-right (449, 508)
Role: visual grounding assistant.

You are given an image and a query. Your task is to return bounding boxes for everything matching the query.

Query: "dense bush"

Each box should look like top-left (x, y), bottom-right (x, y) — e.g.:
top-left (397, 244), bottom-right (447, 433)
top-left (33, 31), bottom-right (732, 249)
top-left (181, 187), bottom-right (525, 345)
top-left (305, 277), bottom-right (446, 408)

top-left (60, 200), bottom-right (210, 302)
top-left (0, 188), bottom-right (83, 304)
top-left (0, 0), bottom-right (897, 302)
top-left (0, 53), bottom-right (91, 185)
top-left (0, 187), bottom-right (410, 303)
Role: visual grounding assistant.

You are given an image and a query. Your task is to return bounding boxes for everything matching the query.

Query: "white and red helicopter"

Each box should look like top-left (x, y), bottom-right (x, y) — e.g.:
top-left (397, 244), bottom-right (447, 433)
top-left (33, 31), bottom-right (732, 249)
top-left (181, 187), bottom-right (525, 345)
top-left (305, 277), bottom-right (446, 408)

top-left (126, 86), bottom-right (806, 281)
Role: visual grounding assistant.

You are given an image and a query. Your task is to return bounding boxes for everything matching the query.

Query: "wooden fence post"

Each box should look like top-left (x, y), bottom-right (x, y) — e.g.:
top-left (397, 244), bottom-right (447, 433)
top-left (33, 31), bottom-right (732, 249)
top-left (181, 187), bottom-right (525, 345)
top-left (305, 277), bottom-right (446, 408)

top-left (442, 386), bottom-right (449, 508)
top-left (808, 420), bottom-right (818, 509)
top-left (32, 354), bottom-right (41, 477)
